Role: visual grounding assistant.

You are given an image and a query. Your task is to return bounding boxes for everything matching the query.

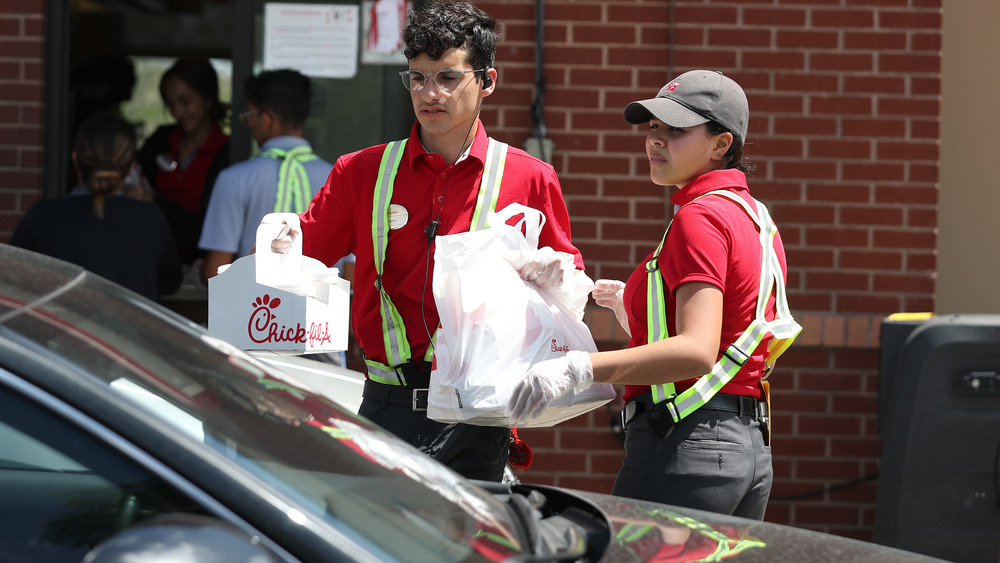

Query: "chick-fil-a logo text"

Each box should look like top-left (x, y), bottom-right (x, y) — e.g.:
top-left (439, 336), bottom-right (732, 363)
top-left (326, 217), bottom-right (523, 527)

top-left (248, 294), bottom-right (306, 344)
top-left (551, 339), bottom-right (570, 353)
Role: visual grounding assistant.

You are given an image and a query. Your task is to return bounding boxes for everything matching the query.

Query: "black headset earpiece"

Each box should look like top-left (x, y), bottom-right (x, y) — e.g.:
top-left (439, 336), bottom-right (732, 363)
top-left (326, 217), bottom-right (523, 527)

top-left (482, 69), bottom-right (493, 89)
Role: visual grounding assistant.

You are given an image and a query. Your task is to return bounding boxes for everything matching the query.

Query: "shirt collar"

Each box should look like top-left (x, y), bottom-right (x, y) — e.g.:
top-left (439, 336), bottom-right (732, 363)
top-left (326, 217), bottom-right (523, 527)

top-left (670, 168), bottom-right (749, 208)
top-left (403, 120), bottom-right (489, 168)
top-left (260, 136), bottom-right (310, 152)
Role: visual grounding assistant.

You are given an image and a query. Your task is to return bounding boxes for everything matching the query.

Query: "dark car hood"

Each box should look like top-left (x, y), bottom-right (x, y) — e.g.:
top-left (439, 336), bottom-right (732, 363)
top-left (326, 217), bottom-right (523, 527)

top-left (527, 486), bottom-right (946, 562)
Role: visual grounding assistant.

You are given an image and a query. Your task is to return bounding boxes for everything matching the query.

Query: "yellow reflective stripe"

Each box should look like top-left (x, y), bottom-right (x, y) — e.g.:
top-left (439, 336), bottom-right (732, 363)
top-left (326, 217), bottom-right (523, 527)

top-left (369, 138), bottom-right (508, 377)
top-left (647, 191), bottom-right (801, 416)
top-left (260, 145), bottom-right (320, 214)
top-left (471, 139), bottom-right (507, 231)
top-left (372, 140), bottom-right (410, 367)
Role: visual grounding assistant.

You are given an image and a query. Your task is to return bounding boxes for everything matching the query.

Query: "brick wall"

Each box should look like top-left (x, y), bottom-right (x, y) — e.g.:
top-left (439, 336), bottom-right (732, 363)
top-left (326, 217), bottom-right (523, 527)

top-left (480, 0), bottom-right (942, 541)
top-left (0, 0), bottom-right (44, 239)
top-left (0, 0), bottom-right (942, 543)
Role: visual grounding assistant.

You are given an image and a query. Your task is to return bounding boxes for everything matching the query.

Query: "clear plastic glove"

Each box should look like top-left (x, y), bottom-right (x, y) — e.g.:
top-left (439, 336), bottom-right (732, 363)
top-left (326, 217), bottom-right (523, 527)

top-left (506, 350), bottom-right (594, 422)
top-left (593, 279), bottom-right (630, 337)
top-left (269, 224), bottom-right (300, 254)
top-left (517, 246), bottom-right (569, 289)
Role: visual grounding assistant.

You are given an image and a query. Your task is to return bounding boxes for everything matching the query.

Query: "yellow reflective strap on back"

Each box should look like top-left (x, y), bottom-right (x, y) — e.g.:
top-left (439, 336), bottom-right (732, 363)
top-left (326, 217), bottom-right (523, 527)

top-left (647, 190), bottom-right (801, 419)
top-left (259, 145), bottom-right (320, 214)
top-left (372, 140), bottom-right (410, 368)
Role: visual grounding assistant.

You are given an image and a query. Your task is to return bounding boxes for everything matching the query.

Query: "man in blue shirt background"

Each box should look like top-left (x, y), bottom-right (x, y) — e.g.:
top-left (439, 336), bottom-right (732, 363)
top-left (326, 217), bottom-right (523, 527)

top-left (199, 69), bottom-right (351, 285)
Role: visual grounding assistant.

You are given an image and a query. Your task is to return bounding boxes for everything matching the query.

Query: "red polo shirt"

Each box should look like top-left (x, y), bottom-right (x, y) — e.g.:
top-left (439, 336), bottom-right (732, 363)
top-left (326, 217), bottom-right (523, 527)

top-left (154, 125), bottom-right (229, 212)
top-left (300, 121), bottom-right (584, 370)
top-left (620, 169), bottom-right (786, 403)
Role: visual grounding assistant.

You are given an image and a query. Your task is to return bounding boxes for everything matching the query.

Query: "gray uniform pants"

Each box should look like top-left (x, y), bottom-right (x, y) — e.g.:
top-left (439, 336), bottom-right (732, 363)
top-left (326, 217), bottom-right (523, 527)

top-left (611, 397), bottom-right (772, 520)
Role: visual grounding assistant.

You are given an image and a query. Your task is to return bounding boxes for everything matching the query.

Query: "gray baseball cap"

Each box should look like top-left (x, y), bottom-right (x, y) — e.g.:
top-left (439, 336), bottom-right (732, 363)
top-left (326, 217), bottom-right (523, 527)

top-left (623, 69), bottom-right (749, 144)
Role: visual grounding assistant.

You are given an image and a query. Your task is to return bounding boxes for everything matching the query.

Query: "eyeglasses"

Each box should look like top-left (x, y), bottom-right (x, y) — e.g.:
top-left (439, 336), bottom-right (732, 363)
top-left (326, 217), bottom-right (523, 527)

top-left (399, 69), bottom-right (485, 93)
top-left (237, 109), bottom-right (259, 125)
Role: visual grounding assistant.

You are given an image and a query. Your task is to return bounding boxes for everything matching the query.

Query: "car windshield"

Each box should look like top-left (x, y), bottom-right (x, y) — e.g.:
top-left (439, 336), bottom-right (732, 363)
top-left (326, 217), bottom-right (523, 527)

top-left (0, 245), bottom-right (523, 561)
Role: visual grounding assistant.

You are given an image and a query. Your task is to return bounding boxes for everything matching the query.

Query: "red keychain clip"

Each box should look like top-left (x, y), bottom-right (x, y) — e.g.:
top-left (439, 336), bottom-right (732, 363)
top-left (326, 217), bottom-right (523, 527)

top-left (507, 428), bottom-right (533, 470)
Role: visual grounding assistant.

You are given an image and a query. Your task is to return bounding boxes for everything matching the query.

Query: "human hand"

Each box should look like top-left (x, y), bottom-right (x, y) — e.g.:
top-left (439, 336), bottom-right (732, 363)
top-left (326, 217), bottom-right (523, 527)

top-left (517, 246), bottom-right (570, 289)
top-left (507, 350), bottom-right (594, 422)
top-left (593, 279), bottom-right (630, 336)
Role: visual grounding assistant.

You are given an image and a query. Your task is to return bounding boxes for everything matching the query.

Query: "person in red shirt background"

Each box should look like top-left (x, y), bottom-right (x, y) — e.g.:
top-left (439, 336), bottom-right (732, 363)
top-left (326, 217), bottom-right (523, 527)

top-left (137, 56), bottom-right (230, 279)
top-left (508, 70), bottom-right (798, 520)
top-left (266, 0), bottom-right (582, 481)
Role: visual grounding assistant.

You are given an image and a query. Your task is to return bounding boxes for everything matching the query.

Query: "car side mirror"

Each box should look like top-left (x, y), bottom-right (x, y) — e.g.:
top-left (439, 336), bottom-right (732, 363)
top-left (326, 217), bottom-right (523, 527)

top-left (82, 513), bottom-right (278, 563)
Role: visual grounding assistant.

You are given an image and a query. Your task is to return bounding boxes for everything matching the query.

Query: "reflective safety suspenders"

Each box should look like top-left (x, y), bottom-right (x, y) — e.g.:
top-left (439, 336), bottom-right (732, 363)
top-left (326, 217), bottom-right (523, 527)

top-left (646, 190), bottom-right (801, 423)
top-left (365, 138), bottom-right (509, 384)
top-left (257, 145), bottom-right (320, 213)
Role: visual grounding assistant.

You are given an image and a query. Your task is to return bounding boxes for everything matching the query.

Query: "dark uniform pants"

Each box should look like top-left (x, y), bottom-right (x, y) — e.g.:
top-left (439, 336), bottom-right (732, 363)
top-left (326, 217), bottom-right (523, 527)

top-left (611, 397), bottom-right (772, 520)
top-left (359, 392), bottom-right (511, 482)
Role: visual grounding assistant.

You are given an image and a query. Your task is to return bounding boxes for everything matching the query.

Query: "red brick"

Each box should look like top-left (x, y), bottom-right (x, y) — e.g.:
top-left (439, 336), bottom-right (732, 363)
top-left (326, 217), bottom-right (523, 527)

top-left (811, 9), bottom-right (874, 28)
top-left (786, 248), bottom-right (834, 268)
top-left (840, 206), bottom-right (903, 226)
top-left (872, 229), bottom-right (936, 250)
top-left (745, 7), bottom-right (808, 27)
top-left (880, 53), bottom-right (940, 74)
top-left (875, 185), bottom-right (937, 205)
top-left (774, 116), bottom-right (837, 136)
top-left (708, 28), bottom-right (771, 47)
top-left (842, 163), bottom-right (905, 182)
top-left (742, 50), bottom-right (806, 70)
top-left (805, 183), bottom-right (870, 203)
top-left (574, 24), bottom-right (636, 44)
top-left (840, 250), bottom-right (903, 270)
top-left (838, 294), bottom-right (902, 314)
top-left (0, 38), bottom-right (42, 58)
top-left (878, 10), bottom-right (942, 30)
top-left (843, 118), bottom-right (906, 138)
top-left (671, 49), bottom-right (738, 69)
top-left (906, 252), bottom-right (936, 272)
top-left (810, 53), bottom-right (874, 72)
top-left (873, 273), bottom-right (935, 294)
top-left (809, 139), bottom-right (870, 159)
top-left (843, 31), bottom-right (907, 50)
top-left (910, 119), bottom-right (941, 141)
top-left (877, 140), bottom-right (938, 161)
top-left (673, 5), bottom-right (739, 24)
top-left (877, 96), bottom-right (939, 117)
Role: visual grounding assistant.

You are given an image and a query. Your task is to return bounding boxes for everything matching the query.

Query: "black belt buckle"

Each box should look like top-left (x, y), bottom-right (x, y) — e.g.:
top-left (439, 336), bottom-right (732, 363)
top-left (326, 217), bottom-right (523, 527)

top-left (412, 388), bottom-right (429, 412)
top-left (620, 401), bottom-right (637, 430)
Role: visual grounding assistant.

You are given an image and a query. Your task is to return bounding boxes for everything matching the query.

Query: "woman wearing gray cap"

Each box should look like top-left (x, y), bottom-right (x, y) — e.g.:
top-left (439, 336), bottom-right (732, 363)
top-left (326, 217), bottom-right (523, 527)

top-left (506, 70), bottom-right (800, 519)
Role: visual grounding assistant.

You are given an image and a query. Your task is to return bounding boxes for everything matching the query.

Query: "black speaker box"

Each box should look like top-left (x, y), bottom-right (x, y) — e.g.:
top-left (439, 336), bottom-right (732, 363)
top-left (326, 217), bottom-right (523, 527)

top-left (875, 314), bottom-right (1000, 562)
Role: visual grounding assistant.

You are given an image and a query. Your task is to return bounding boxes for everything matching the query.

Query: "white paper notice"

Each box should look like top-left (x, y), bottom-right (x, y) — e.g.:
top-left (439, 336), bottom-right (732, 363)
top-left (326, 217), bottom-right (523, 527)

top-left (264, 3), bottom-right (359, 79)
top-left (369, 0), bottom-right (404, 53)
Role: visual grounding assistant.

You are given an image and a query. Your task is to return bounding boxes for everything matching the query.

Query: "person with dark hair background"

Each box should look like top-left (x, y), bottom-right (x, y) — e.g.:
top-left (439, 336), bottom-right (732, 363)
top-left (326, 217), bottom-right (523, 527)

top-left (137, 56), bottom-right (230, 279)
top-left (198, 68), bottom-right (341, 286)
top-left (263, 0), bottom-right (582, 480)
top-left (11, 111), bottom-right (182, 301)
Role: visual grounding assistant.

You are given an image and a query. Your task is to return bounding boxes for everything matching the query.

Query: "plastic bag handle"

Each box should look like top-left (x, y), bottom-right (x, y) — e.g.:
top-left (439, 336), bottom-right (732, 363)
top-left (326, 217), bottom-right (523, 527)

top-left (487, 203), bottom-right (545, 250)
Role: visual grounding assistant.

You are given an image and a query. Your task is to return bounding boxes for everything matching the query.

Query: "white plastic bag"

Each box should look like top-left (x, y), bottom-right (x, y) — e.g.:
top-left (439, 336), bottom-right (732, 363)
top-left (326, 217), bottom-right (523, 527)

top-left (428, 203), bottom-right (616, 427)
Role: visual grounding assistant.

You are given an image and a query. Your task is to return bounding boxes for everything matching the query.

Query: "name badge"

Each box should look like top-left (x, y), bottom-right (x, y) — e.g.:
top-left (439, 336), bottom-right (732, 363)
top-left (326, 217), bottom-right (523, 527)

top-left (388, 204), bottom-right (409, 230)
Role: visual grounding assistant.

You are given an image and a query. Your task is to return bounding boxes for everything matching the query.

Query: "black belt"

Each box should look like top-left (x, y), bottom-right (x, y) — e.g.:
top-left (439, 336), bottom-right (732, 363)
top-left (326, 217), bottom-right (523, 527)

top-left (621, 391), bottom-right (760, 430)
top-left (362, 363), bottom-right (431, 412)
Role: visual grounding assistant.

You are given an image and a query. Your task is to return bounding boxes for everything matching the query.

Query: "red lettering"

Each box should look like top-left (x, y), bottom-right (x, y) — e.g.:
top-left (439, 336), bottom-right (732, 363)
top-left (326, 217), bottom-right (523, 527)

top-left (309, 322), bottom-right (332, 346)
top-left (247, 305), bottom-right (307, 345)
